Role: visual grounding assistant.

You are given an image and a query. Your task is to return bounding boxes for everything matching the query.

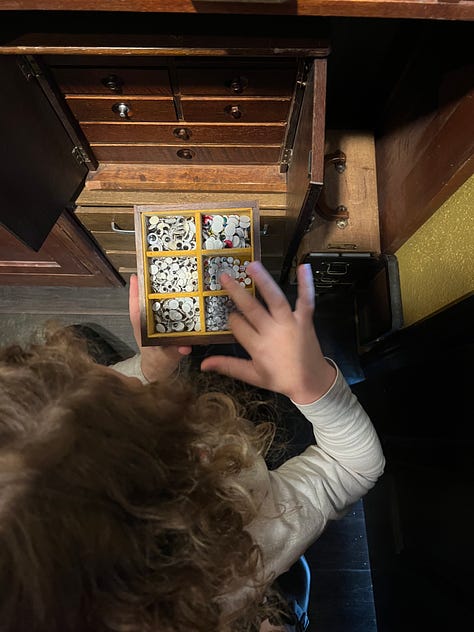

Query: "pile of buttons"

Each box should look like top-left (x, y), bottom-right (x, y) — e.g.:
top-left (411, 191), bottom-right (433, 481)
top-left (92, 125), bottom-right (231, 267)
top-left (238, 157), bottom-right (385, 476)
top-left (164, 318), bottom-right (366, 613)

top-left (147, 215), bottom-right (196, 251)
top-left (204, 295), bottom-right (236, 331)
top-left (149, 256), bottom-right (198, 293)
top-left (202, 214), bottom-right (251, 250)
top-left (203, 256), bottom-right (252, 290)
top-left (152, 297), bottom-right (201, 333)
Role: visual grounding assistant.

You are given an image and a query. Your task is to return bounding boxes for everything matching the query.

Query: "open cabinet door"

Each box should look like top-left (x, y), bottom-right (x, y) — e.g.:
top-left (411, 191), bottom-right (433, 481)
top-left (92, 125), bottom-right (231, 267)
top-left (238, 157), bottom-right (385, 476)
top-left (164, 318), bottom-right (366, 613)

top-left (0, 55), bottom-right (87, 251)
top-left (281, 58), bottom-right (327, 286)
top-left (0, 56), bottom-right (123, 286)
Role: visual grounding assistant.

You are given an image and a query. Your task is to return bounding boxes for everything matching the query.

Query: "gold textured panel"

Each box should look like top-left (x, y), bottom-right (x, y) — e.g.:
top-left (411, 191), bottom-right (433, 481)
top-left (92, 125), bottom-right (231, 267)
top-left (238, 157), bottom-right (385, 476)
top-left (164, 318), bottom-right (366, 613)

top-left (396, 174), bottom-right (474, 327)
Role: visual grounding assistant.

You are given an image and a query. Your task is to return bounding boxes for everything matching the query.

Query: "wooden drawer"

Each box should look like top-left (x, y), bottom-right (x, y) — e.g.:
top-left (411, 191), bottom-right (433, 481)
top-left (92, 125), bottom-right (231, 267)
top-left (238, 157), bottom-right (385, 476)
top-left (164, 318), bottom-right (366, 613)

top-left (76, 206), bottom-right (283, 234)
top-left (180, 97), bottom-right (291, 122)
top-left (50, 67), bottom-right (172, 95)
top-left (77, 206), bottom-right (284, 258)
top-left (91, 231), bottom-right (136, 251)
top-left (297, 130), bottom-right (380, 259)
top-left (260, 216), bottom-right (286, 280)
top-left (76, 207), bottom-right (135, 232)
top-left (76, 206), bottom-right (136, 263)
top-left (260, 217), bottom-right (287, 256)
top-left (80, 122), bottom-right (286, 144)
top-left (90, 144), bottom-right (281, 164)
top-left (177, 67), bottom-right (295, 96)
top-left (65, 96), bottom-right (177, 122)
top-left (106, 251), bottom-right (137, 268)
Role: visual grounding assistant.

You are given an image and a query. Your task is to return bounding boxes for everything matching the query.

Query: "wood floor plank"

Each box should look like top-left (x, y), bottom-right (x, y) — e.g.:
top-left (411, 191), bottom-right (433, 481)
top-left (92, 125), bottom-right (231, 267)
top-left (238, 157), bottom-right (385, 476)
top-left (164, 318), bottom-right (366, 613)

top-left (0, 285), bottom-right (130, 314)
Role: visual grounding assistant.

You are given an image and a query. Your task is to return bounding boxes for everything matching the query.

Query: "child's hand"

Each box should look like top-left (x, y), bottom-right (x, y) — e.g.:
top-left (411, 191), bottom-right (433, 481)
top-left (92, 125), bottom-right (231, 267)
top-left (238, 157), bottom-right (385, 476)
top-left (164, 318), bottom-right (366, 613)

top-left (129, 274), bottom-right (192, 382)
top-left (200, 262), bottom-right (336, 405)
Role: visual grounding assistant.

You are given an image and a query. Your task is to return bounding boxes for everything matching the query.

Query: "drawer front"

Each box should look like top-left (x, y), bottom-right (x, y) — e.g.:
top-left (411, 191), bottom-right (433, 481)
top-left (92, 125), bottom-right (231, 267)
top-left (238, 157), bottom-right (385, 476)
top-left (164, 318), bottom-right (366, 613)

top-left (90, 144), bottom-right (281, 164)
top-left (77, 210), bottom-right (286, 239)
top-left (260, 217), bottom-right (287, 256)
top-left (180, 98), bottom-right (292, 123)
top-left (91, 231), bottom-right (136, 251)
top-left (261, 254), bottom-right (284, 279)
top-left (80, 122), bottom-right (286, 144)
top-left (50, 67), bottom-right (172, 95)
top-left (106, 252), bottom-right (137, 269)
top-left (76, 207), bottom-right (134, 232)
top-left (66, 97), bottom-right (177, 122)
top-left (177, 67), bottom-right (295, 96)
top-left (260, 217), bottom-right (287, 279)
top-left (76, 209), bottom-right (286, 281)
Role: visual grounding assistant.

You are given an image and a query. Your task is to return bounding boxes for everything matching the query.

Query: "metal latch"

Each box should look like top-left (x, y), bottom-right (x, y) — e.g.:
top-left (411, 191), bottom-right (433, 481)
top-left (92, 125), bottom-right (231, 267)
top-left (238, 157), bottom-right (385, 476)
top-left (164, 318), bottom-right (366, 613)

top-left (72, 146), bottom-right (89, 166)
top-left (18, 56), bottom-right (42, 81)
top-left (280, 148), bottom-right (293, 169)
top-left (325, 262), bottom-right (349, 276)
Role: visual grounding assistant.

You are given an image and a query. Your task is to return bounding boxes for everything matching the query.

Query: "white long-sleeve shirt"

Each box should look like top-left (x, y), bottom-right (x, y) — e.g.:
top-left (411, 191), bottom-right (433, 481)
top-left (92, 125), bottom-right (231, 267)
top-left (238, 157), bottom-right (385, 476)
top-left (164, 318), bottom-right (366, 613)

top-left (243, 361), bottom-right (385, 581)
top-left (112, 355), bottom-right (385, 608)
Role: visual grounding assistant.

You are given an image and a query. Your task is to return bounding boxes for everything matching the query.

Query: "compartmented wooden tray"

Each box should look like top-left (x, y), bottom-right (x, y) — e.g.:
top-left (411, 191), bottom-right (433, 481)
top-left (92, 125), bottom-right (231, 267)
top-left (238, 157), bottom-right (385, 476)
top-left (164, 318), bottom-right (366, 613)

top-left (134, 201), bottom-right (261, 346)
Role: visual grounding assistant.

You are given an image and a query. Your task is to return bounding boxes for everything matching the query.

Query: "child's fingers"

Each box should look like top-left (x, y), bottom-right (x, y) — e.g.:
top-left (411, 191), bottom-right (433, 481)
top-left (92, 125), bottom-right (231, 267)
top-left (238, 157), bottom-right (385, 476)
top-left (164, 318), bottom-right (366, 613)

top-left (246, 261), bottom-right (292, 322)
top-left (226, 310), bottom-right (259, 351)
top-left (128, 274), bottom-right (142, 340)
top-left (295, 264), bottom-right (315, 316)
top-left (220, 272), bottom-right (269, 331)
top-left (200, 355), bottom-right (260, 387)
top-left (177, 346), bottom-right (193, 355)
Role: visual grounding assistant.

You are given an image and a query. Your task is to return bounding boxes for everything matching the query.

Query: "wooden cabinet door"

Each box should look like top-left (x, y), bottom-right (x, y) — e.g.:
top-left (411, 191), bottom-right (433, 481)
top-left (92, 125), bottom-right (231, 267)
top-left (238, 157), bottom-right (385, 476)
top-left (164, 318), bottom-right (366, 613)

top-left (0, 55), bottom-right (87, 251)
top-left (282, 58), bottom-right (327, 285)
top-left (0, 55), bottom-right (122, 286)
top-left (0, 211), bottom-right (123, 286)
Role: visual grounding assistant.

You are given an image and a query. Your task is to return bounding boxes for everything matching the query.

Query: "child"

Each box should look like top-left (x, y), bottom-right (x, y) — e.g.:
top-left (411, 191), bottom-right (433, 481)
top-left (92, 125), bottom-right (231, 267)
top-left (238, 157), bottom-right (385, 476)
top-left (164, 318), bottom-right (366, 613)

top-left (0, 262), bottom-right (384, 632)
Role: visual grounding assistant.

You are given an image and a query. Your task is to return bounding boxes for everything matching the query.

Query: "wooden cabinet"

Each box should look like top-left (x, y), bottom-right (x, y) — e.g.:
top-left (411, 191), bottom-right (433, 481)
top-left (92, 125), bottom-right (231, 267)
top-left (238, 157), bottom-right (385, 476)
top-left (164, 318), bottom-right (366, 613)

top-left (0, 20), bottom-right (329, 286)
top-left (30, 45), bottom-right (326, 286)
top-left (0, 10), bottom-right (472, 288)
top-left (42, 54), bottom-right (303, 167)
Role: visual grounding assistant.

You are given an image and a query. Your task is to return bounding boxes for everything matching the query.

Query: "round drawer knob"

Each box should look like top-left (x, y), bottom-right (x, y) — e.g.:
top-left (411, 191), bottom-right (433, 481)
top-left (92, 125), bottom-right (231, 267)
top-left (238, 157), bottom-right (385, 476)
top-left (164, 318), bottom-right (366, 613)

top-left (177, 148), bottom-right (195, 160)
top-left (225, 104), bottom-right (242, 119)
top-left (173, 127), bottom-right (192, 141)
top-left (112, 102), bottom-right (131, 119)
top-left (229, 76), bottom-right (248, 94)
top-left (102, 74), bottom-right (123, 93)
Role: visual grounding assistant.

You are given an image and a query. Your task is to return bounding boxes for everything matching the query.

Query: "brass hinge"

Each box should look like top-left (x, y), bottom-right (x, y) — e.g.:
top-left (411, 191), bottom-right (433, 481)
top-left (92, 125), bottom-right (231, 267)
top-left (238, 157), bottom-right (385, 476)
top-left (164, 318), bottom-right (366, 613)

top-left (281, 148), bottom-right (293, 169)
top-left (18, 56), bottom-right (42, 81)
top-left (72, 146), bottom-right (89, 166)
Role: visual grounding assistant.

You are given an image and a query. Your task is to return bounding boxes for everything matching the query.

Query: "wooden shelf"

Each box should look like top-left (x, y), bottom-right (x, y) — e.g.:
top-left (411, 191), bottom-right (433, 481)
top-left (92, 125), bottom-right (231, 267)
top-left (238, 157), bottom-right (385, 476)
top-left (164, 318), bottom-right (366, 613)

top-left (84, 164), bottom-right (288, 193)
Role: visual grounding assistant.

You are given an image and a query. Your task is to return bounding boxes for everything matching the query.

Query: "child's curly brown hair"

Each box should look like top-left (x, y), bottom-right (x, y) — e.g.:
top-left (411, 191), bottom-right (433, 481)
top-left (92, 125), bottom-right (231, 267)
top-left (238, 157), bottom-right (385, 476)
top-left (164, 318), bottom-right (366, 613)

top-left (0, 327), bottom-right (287, 632)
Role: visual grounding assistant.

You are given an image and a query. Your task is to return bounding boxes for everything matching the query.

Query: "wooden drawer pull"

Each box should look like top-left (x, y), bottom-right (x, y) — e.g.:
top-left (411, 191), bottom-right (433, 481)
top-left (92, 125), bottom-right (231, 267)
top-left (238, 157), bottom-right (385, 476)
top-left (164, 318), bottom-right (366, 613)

top-left (173, 127), bottom-right (192, 141)
top-left (111, 221), bottom-right (135, 235)
top-left (229, 76), bottom-right (248, 94)
top-left (176, 148), bottom-right (195, 160)
top-left (102, 74), bottom-right (123, 93)
top-left (224, 104), bottom-right (242, 119)
top-left (112, 102), bottom-right (131, 119)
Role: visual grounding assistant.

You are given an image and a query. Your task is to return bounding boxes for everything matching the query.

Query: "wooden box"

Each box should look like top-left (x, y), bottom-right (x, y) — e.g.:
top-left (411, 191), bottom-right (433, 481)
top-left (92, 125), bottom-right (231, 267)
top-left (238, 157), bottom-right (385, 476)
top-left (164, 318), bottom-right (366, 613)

top-left (134, 201), bottom-right (261, 346)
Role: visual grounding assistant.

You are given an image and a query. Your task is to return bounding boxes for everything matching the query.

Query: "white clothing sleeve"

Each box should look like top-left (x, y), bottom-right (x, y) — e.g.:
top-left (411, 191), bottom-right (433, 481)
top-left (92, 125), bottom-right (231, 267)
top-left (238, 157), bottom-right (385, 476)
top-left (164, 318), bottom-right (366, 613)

top-left (243, 362), bottom-right (385, 582)
top-left (110, 354), bottom-right (150, 385)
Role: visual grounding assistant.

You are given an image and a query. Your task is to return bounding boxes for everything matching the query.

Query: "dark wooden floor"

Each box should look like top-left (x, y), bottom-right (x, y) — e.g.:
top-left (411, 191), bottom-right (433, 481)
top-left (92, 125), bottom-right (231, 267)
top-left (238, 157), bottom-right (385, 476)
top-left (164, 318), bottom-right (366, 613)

top-left (289, 288), bottom-right (378, 632)
top-left (0, 282), bottom-right (377, 632)
top-left (0, 283), bottom-right (136, 356)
